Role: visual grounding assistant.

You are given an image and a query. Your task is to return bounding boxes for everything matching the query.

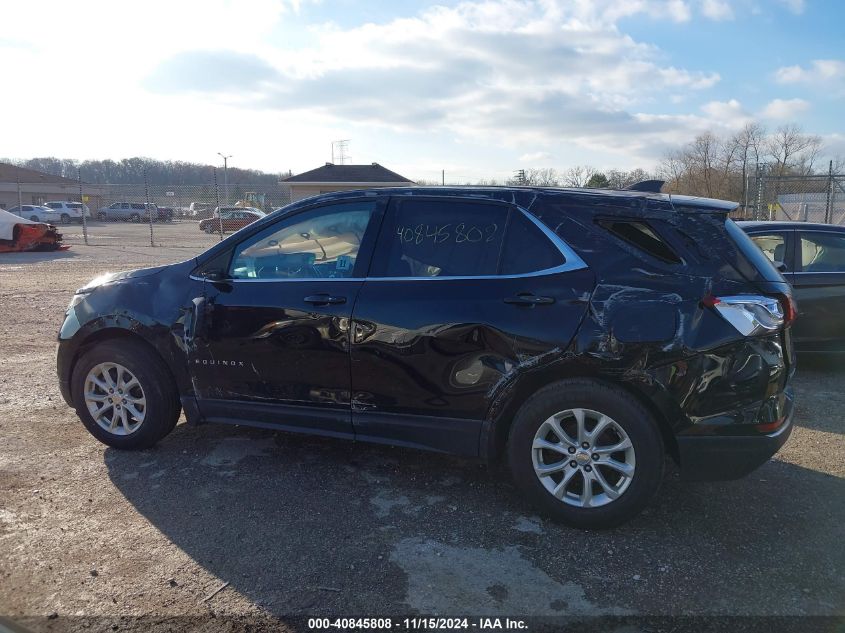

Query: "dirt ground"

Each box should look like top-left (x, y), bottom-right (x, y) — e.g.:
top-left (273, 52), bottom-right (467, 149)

top-left (0, 239), bottom-right (843, 632)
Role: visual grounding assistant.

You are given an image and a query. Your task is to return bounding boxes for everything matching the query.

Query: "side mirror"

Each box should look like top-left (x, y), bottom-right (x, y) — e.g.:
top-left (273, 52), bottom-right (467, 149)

top-left (773, 260), bottom-right (788, 273)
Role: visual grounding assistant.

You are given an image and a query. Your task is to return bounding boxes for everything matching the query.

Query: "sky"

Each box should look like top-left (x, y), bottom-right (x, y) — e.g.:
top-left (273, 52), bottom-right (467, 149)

top-left (1, 0), bottom-right (843, 182)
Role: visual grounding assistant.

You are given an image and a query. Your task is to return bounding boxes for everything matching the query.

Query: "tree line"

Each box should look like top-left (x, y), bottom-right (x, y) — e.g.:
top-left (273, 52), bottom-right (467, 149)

top-left (2, 156), bottom-right (290, 186)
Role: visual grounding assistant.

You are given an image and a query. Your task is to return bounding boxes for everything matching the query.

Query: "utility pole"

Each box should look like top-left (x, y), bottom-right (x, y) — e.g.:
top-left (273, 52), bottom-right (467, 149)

top-left (514, 169), bottom-right (526, 185)
top-left (217, 153), bottom-right (232, 205)
top-left (442, 169), bottom-right (445, 186)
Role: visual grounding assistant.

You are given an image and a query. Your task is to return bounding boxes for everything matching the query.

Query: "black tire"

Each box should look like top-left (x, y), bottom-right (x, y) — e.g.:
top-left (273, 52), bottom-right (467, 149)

top-left (29, 215), bottom-right (39, 222)
top-left (60, 213), bottom-right (71, 224)
top-left (97, 212), bottom-right (107, 221)
top-left (130, 213), bottom-right (140, 222)
top-left (507, 378), bottom-right (664, 529)
top-left (71, 339), bottom-right (180, 450)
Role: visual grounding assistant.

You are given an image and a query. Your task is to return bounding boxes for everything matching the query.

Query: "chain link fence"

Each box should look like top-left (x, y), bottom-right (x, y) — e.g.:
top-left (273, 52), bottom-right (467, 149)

top-left (6, 178), bottom-right (292, 251)
top-left (734, 170), bottom-right (845, 224)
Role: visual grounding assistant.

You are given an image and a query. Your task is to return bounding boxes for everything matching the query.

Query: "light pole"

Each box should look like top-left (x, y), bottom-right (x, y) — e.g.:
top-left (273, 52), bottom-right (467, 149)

top-left (218, 153), bottom-right (232, 205)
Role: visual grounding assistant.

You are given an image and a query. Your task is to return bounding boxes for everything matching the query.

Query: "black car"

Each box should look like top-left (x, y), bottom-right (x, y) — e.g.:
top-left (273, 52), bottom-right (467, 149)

top-left (741, 221), bottom-right (845, 352)
top-left (57, 186), bottom-right (796, 528)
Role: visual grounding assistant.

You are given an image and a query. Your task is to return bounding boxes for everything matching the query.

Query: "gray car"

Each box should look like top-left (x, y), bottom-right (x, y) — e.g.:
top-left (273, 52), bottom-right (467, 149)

top-left (97, 202), bottom-right (159, 222)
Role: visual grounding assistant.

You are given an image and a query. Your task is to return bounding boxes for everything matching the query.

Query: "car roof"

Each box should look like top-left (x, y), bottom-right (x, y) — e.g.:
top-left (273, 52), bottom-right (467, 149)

top-left (738, 220), bottom-right (845, 232)
top-left (278, 186), bottom-right (739, 213)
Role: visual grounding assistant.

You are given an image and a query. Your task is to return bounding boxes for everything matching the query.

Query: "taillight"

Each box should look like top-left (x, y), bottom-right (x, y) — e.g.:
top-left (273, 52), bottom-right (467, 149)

top-left (702, 294), bottom-right (785, 337)
top-left (777, 293), bottom-right (797, 326)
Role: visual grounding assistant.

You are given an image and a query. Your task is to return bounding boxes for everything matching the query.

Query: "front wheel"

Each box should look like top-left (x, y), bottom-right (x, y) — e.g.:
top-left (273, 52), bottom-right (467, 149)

top-left (60, 213), bottom-right (71, 224)
top-left (508, 379), bottom-right (664, 529)
top-left (71, 340), bottom-right (181, 450)
top-left (130, 213), bottom-right (140, 222)
top-left (29, 215), bottom-right (40, 222)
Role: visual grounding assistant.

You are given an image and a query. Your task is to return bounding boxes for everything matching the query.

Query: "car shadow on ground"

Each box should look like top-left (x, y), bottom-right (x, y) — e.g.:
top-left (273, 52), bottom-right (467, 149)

top-left (0, 249), bottom-right (78, 264)
top-left (104, 421), bottom-right (844, 618)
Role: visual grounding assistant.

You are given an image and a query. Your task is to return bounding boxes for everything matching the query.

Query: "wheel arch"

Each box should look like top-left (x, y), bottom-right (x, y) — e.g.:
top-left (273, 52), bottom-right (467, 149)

top-left (66, 327), bottom-right (179, 406)
top-left (483, 365), bottom-right (680, 463)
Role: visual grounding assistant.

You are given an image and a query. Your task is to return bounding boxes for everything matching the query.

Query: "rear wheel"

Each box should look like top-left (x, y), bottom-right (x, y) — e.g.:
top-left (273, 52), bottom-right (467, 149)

top-left (130, 213), bottom-right (140, 222)
top-left (71, 340), bottom-right (180, 450)
top-left (60, 213), bottom-right (71, 224)
top-left (97, 212), bottom-right (107, 221)
top-left (508, 378), bottom-right (664, 529)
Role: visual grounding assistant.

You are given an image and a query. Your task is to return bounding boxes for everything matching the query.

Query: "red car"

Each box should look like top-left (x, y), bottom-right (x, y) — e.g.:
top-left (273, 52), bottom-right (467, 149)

top-left (199, 209), bottom-right (265, 234)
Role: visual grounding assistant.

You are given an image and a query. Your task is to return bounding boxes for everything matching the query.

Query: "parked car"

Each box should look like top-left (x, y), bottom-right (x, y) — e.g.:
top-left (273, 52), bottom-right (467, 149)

top-left (187, 202), bottom-right (213, 219)
top-left (741, 220), bottom-right (845, 352)
top-left (6, 204), bottom-right (63, 223)
top-left (156, 206), bottom-right (175, 222)
top-left (44, 201), bottom-right (89, 224)
top-left (97, 202), bottom-right (164, 222)
top-left (199, 209), bottom-right (265, 233)
top-left (212, 205), bottom-right (262, 217)
top-left (57, 186), bottom-right (795, 528)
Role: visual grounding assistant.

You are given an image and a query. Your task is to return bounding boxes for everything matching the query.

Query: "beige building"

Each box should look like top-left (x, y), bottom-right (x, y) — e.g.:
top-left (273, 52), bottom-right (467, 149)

top-left (282, 162), bottom-right (414, 202)
top-left (0, 162), bottom-right (107, 210)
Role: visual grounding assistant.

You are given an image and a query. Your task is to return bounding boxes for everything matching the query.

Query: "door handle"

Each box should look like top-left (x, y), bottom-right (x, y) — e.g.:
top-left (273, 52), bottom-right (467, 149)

top-left (303, 294), bottom-right (347, 306)
top-left (503, 293), bottom-right (555, 306)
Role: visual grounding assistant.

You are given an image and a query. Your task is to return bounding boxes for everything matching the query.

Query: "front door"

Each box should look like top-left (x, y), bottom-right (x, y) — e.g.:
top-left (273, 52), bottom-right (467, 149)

top-left (349, 196), bottom-right (593, 455)
top-left (190, 198), bottom-right (384, 437)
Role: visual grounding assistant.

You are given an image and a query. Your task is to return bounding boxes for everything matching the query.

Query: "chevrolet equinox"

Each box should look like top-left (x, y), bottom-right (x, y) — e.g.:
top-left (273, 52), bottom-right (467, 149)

top-left (57, 185), bottom-right (796, 528)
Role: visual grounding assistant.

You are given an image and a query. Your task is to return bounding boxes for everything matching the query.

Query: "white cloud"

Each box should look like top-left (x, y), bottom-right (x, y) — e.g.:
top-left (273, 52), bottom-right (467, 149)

top-left (519, 152), bottom-right (554, 163)
top-left (700, 0), bottom-right (734, 20)
top-left (143, 0), bottom-right (725, 162)
top-left (775, 59), bottom-right (845, 84)
top-left (701, 99), bottom-right (750, 126)
top-left (760, 98), bottom-right (810, 120)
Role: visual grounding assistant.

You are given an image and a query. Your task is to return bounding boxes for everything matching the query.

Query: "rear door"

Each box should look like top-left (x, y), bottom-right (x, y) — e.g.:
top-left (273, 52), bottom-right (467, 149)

top-left (349, 196), bottom-right (593, 455)
top-left (792, 229), bottom-right (845, 350)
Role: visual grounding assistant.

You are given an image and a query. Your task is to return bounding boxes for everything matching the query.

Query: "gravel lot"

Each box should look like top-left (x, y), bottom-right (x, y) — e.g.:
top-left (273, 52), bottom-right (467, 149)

top-left (0, 235), bottom-right (843, 631)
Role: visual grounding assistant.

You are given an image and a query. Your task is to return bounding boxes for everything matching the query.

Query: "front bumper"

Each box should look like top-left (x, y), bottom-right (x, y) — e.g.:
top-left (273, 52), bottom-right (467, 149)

top-left (677, 388), bottom-right (795, 481)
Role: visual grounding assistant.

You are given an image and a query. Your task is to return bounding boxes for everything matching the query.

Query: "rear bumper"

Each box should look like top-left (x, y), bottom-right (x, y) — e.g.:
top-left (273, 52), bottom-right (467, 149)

top-left (677, 388), bottom-right (794, 481)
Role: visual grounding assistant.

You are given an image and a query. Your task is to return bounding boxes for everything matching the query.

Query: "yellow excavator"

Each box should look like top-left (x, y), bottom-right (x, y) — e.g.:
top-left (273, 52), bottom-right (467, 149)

top-left (235, 192), bottom-right (265, 210)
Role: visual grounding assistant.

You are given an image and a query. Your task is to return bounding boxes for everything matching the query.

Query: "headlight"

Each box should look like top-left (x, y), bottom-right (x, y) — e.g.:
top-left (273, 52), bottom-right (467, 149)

top-left (703, 295), bottom-right (785, 337)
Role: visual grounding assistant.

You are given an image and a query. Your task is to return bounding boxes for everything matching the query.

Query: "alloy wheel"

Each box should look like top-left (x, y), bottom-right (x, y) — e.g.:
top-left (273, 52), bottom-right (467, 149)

top-left (83, 362), bottom-right (147, 436)
top-left (532, 408), bottom-right (636, 508)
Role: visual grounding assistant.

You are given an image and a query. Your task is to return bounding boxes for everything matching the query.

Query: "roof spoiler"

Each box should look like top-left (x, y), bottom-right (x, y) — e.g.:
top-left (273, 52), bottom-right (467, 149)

top-left (625, 180), bottom-right (665, 193)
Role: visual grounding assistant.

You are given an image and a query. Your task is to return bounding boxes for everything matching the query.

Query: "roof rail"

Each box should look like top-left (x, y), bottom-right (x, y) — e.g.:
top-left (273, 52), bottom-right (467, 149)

top-left (625, 180), bottom-right (665, 193)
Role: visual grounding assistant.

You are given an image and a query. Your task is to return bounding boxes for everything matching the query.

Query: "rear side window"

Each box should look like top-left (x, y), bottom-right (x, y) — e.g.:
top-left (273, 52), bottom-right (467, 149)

top-left (68, 203), bottom-right (82, 209)
top-left (376, 199), bottom-right (507, 277)
top-left (800, 232), bottom-right (845, 272)
top-left (500, 212), bottom-right (564, 275)
top-left (598, 219), bottom-right (681, 264)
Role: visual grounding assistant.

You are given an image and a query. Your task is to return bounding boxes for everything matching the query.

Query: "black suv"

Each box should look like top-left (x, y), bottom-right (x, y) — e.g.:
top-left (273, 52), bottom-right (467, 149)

top-left (57, 186), bottom-right (796, 528)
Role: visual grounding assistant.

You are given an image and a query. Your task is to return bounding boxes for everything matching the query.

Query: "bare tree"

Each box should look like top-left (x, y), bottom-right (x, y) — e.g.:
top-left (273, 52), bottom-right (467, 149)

top-left (561, 165), bottom-right (596, 187)
top-left (766, 124), bottom-right (823, 177)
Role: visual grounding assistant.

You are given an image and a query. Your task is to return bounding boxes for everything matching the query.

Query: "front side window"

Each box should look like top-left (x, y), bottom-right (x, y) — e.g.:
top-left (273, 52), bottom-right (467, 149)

top-left (374, 199), bottom-right (508, 278)
top-left (46, 203), bottom-right (60, 209)
top-left (230, 201), bottom-right (377, 280)
top-left (800, 232), bottom-right (845, 272)
top-left (748, 233), bottom-right (788, 269)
